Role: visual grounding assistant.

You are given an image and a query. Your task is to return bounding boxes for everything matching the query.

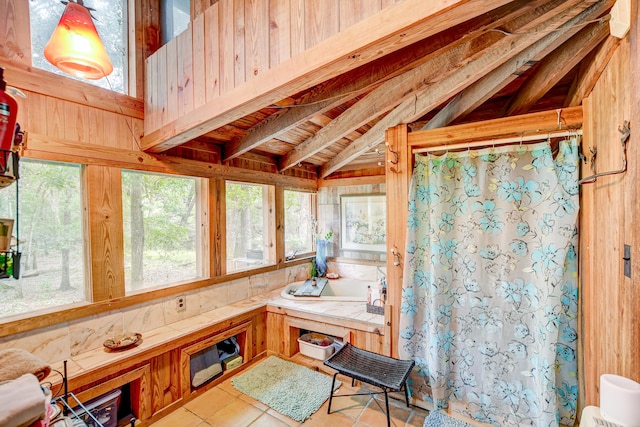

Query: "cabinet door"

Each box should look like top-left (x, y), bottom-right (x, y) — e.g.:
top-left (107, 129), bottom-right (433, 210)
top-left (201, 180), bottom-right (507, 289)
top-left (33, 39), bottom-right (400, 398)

top-left (180, 321), bottom-right (252, 397)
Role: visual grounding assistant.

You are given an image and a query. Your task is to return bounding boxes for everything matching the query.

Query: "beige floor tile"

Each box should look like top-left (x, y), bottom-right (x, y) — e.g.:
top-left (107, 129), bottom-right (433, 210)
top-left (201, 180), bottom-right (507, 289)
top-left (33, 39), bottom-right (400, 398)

top-left (356, 399), bottom-right (412, 427)
top-left (264, 408), bottom-right (301, 427)
top-left (148, 356), bottom-right (429, 427)
top-left (299, 407), bottom-right (355, 427)
top-left (185, 387), bottom-right (237, 419)
top-left (204, 397), bottom-right (264, 427)
top-left (149, 407), bottom-right (205, 427)
top-left (405, 411), bottom-right (427, 427)
top-left (325, 392), bottom-right (370, 420)
top-left (238, 392), bottom-right (270, 411)
top-left (248, 413), bottom-right (293, 427)
top-left (219, 377), bottom-right (242, 396)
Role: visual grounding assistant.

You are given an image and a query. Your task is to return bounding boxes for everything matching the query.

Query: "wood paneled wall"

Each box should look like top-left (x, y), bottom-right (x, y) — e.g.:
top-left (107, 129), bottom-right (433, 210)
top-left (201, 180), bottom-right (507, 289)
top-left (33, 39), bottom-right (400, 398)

top-left (0, 0), bottom-right (31, 64)
top-left (144, 0), bottom-right (403, 135)
top-left (580, 22), bottom-right (640, 406)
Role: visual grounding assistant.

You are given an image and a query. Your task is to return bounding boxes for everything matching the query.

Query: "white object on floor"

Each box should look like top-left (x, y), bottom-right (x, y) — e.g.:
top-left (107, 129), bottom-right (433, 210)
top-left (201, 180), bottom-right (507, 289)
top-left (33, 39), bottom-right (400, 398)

top-left (580, 406), bottom-right (622, 427)
top-left (600, 374), bottom-right (640, 427)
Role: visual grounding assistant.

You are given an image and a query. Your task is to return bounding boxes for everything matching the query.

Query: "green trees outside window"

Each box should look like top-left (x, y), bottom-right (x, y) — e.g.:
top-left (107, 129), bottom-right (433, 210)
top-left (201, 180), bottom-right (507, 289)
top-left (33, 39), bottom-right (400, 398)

top-left (0, 160), bottom-right (85, 318)
top-left (122, 170), bottom-right (200, 293)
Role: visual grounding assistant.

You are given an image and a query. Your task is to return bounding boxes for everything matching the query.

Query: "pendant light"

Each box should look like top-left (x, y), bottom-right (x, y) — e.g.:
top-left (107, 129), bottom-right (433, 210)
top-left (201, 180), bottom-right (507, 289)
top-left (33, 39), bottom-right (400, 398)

top-left (44, 0), bottom-right (113, 80)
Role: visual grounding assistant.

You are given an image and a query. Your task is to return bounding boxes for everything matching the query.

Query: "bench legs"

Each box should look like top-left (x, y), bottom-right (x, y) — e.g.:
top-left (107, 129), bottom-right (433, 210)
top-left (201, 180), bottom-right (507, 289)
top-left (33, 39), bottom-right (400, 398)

top-left (327, 373), bottom-right (410, 427)
top-left (327, 372), bottom-right (338, 415)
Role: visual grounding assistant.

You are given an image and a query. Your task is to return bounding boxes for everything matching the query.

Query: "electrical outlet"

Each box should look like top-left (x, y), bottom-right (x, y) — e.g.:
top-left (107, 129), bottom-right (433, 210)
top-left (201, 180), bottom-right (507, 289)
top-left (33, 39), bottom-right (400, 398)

top-left (175, 295), bottom-right (186, 312)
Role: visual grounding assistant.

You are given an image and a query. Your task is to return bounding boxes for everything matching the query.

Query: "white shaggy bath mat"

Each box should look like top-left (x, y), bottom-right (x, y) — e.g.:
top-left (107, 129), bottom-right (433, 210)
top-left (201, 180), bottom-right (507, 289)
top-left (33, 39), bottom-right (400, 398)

top-left (231, 356), bottom-right (340, 422)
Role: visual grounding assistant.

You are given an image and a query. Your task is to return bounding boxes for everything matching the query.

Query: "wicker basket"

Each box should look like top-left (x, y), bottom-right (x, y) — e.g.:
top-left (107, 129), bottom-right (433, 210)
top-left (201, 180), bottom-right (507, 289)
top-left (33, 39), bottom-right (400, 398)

top-left (366, 300), bottom-right (385, 315)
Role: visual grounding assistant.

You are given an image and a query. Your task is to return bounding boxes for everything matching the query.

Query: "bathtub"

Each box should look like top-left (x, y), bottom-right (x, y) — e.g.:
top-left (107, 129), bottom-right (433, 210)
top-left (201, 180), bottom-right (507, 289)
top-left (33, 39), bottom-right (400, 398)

top-left (280, 278), bottom-right (372, 301)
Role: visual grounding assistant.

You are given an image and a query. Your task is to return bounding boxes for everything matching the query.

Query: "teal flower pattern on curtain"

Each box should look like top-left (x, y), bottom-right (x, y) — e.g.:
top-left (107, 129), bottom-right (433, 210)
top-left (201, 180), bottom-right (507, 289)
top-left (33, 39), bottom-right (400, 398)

top-left (399, 138), bottom-right (580, 426)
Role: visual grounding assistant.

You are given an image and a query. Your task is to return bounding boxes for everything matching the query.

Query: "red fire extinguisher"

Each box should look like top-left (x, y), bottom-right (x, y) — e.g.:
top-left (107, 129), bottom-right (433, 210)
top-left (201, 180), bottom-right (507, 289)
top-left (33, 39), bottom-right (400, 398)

top-left (0, 67), bottom-right (18, 171)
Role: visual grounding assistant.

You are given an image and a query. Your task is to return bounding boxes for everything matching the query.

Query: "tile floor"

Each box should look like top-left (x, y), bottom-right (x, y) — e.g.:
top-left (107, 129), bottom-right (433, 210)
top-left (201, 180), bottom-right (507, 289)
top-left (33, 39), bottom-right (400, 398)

top-left (148, 354), bottom-right (429, 427)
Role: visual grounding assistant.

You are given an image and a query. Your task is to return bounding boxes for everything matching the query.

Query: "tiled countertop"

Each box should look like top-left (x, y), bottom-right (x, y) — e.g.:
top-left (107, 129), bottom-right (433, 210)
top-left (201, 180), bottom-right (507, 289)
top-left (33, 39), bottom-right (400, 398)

top-left (53, 287), bottom-right (385, 381)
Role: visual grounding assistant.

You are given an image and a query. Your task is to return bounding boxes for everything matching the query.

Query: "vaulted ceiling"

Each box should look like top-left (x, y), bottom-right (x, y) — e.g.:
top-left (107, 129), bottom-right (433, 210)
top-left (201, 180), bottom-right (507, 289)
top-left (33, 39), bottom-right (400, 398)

top-left (150, 0), bottom-right (618, 180)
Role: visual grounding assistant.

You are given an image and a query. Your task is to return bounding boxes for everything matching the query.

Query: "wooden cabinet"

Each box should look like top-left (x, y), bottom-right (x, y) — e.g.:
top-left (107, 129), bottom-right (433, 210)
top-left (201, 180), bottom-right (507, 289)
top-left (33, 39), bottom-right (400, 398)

top-left (266, 311), bottom-right (385, 357)
top-left (65, 309), bottom-right (266, 425)
top-left (179, 321), bottom-right (251, 398)
top-left (61, 306), bottom-right (382, 425)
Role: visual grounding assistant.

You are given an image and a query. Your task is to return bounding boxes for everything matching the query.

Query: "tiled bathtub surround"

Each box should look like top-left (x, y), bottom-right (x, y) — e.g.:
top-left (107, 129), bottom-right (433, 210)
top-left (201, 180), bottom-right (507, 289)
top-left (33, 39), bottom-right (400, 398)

top-left (0, 264), bottom-right (310, 366)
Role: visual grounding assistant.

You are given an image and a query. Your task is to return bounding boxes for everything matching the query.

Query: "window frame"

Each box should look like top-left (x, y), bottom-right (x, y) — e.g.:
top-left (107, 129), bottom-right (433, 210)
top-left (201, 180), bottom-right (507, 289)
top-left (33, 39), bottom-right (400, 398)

top-left (121, 168), bottom-right (206, 295)
top-left (223, 180), bottom-right (277, 275)
top-left (283, 189), bottom-right (316, 261)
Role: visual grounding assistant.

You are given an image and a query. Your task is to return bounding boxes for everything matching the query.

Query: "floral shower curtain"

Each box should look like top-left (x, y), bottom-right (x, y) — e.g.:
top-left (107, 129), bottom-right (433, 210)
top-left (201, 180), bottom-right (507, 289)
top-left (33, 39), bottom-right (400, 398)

top-left (398, 138), bottom-right (580, 426)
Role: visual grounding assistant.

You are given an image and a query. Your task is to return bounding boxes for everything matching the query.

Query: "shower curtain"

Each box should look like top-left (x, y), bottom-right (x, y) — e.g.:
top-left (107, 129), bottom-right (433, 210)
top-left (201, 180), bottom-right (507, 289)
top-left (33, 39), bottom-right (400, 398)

top-left (399, 137), bottom-right (580, 426)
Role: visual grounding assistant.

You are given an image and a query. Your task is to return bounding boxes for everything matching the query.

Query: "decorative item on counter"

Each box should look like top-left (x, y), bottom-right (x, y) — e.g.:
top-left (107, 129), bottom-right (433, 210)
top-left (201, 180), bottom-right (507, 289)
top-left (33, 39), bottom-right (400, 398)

top-left (103, 332), bottom-right (142, 350)
top-left (366, 281), bottom-right (385, 315)
top-left (311, 216), bottom-right (333, 278)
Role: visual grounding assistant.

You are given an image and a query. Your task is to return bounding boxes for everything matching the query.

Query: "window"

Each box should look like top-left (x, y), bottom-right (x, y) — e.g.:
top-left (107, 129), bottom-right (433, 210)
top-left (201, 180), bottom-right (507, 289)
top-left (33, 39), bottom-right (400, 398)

top-left (122, 170), bottom-right (201, 293)
top-left (284, 190), bottom-right (314, 258)
top-left (226, 182), bottom-right (274, 273)
top-left (29, 0), bottom-right (128, 93)
top-left (161, 0), bottom-right (191, 44)
top-left (0, 160), bottom-right (85, 319)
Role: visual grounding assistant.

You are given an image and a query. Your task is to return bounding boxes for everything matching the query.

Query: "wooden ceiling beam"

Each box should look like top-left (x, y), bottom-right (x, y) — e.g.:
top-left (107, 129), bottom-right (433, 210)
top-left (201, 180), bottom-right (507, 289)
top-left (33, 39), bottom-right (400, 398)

top-left (281, 0), bottom-right (582, 172)
top-left (506, 18), bottom-right (611, 116)
top-left (141, 0), bottom-right (516, 153)
top-left (408, 106), bottom-right (583, 148)
top-left (319, 0), bottom-right (605, 178)
top-left (424, 4), bottom-right (613, 130)
top-left (565, 35), bottom-right (621, 107)
top-left (222, 0), bottom-right (548, 163)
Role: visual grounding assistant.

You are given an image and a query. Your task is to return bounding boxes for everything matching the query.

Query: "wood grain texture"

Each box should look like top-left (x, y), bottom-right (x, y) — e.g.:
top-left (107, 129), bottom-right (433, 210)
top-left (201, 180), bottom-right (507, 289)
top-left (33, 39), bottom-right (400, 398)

top-left (408, 107), bottom-right (583, 149)
top-left (177, 28), bottom-right (194, 116)
top-left (1, 61), bottom-right (144, 119)
top-left (205, 4), bottom-right (221, 102)
top-left (25, 133), bottom-right (317, 190)
top-left (192, 13), bottom-right (207, 110)
top-left (565, 35), bottom-right (621, 107)
top-left (142, 0), bottom-right (514, 152)
top-left (425, 2), bottom-right (612, 130)
top-left (384, 125), bottom-right (410, 358)
top-left (319, 0), bottom-right (602, 177)
top-left (166, 38), bottom-right (179, 123)
top-left (0, 0), bottom-right (31, 64)
top-left (84, 165), bottom-right (126, 302)
top-left (581, 34), bottom-right (639, 408)
top-left (506, 20), bottom-right (610, 115)
top-left (269, 0), bottom-right (292, 66)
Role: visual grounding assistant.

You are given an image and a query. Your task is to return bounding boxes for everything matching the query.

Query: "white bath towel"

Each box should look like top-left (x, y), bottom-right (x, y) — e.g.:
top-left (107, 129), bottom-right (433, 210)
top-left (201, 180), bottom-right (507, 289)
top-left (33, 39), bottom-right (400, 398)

top-left (0, 373), bottom-right (47, 427)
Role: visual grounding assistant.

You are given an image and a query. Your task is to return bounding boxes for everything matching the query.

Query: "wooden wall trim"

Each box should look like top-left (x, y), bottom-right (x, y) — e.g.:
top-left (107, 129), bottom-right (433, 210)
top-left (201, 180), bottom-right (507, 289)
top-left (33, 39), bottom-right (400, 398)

top-left (24, 133), bottom-right (317, 191)
top-left (1, 60), bottom-right (144, 119)
top-left (629, 0), bottom-right (640, 389)
top-left (85, 165), bottom-right (126, 302)
top-left (385, 124), bottom-right (411, 358)
top-left (318, 175), bottom-right (386, 187)
top-left (580, 34), bottom-right (636, 408)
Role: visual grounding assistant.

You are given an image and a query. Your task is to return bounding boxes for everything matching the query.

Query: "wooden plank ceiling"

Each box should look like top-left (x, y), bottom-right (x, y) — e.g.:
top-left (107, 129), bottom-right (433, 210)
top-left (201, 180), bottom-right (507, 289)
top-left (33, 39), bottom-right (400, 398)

top-left (149, 0), bottom-right (617, 180)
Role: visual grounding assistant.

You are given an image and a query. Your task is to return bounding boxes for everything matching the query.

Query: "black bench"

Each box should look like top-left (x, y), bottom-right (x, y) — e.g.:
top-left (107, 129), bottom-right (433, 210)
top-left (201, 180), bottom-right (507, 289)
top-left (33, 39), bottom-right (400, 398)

top-left (323, 343), bottom-right (415, 427)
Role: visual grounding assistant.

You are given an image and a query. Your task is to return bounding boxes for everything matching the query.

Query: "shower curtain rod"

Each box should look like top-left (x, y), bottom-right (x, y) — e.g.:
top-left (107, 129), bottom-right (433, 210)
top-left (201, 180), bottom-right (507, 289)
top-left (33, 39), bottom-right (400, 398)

top-left (413, 129), bottom-right (582, 154)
